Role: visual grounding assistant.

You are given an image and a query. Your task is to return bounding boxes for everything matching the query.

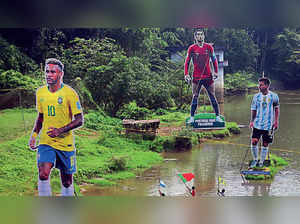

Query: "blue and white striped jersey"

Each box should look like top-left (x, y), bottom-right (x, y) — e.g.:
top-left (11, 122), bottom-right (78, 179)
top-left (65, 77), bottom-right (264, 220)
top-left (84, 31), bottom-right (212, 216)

top-left (251, 91), bottom-right (279, 130)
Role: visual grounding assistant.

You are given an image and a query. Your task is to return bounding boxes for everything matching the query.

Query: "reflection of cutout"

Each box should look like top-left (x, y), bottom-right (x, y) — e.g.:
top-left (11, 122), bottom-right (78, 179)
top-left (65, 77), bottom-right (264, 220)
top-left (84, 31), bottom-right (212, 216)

top-left (217, 176), bottom-right (226, 197)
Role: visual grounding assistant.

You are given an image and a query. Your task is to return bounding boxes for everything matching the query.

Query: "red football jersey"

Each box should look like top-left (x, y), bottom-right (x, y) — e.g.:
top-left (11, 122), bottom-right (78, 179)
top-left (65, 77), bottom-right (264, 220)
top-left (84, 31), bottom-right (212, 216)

top-left (184, 43), bottom-right (218, 82)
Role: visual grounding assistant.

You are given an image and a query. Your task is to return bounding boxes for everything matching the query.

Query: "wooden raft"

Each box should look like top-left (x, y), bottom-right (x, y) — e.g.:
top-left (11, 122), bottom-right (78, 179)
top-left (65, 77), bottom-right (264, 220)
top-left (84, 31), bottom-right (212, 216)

top-left (122, 119), bottom-right (160, 135)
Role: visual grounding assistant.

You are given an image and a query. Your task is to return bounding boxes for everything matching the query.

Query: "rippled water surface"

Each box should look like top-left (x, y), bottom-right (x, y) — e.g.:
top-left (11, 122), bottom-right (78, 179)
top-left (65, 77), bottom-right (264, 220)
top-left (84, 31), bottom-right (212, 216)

top-left (83, 90), bottom-right (300, 196)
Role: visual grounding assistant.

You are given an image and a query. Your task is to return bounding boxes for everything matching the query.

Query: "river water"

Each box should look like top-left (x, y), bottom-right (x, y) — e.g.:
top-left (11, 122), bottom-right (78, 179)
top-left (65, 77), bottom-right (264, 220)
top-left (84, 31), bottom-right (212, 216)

top-left (82, 90), bottom-right (300, 196)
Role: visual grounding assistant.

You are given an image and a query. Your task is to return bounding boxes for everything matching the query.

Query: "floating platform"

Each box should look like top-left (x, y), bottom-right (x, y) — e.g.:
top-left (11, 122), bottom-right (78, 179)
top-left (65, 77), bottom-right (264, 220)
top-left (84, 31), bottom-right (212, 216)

top-left (241, 156), bottom-right (288, 181)
top-left (240, 166), bottom-right (272, 180)
top-left (186, 113), bottom-right (225, 129)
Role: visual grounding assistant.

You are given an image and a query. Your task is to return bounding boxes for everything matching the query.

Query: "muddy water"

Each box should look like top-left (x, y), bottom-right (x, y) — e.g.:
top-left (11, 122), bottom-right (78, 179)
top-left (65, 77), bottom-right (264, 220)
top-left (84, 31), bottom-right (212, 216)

top-left (82, 90), bottom-right (300, 196)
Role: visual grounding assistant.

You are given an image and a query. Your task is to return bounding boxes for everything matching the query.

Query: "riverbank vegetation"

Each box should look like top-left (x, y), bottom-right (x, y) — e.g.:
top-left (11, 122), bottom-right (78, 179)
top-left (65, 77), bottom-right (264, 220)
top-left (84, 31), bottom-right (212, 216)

top-left (224, 71), bottom-right (257, 95)
top-left (0, 108), bottom-right (240, 195)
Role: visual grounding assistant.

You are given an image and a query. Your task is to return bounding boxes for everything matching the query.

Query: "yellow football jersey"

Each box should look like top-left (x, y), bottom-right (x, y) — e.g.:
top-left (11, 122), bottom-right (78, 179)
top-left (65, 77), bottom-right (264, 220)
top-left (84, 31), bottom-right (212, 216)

top-left (36, 84), bottom-right (82, 151)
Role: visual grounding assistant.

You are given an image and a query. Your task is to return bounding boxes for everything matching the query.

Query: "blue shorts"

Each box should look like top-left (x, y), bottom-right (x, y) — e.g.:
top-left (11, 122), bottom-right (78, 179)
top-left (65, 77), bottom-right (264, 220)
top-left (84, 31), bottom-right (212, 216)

top-left (37, 144), bottom-right (76, 174)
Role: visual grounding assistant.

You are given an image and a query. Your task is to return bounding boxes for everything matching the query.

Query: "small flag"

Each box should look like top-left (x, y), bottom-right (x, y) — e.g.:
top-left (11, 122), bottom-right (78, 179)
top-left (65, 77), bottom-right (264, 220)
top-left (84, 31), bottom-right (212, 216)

top-left (159, 180), bottom-right (166, 188)
top-left (177, 173), bottom-right (195, 183)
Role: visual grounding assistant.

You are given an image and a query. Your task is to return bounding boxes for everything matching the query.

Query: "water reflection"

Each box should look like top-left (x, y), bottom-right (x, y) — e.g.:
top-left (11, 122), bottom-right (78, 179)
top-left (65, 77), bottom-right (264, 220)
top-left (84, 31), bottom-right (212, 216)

top-left (82, 90), bottom-right (300, 196)
top-left (241, 181), bottom-right (271, 197)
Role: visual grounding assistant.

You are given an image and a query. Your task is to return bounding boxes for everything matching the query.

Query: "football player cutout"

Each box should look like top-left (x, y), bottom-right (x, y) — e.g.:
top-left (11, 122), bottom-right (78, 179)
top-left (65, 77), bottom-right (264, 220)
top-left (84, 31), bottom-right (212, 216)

top-left (184, 29), bottom-right (222, 124)
top-left (29, 58), bottom-right (84, 196)
top-left (249, 77), bottom-right (279, 168)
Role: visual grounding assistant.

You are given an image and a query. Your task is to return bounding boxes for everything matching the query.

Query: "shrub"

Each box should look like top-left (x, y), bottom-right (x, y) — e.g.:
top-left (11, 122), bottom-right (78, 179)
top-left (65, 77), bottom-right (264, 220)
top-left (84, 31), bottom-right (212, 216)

top-left (0, 70), bottom-right (41, 90)
top-left (162, 136), bottom-right (176, 151)
top-left (84, 110), bottom-right (122, 131)
top-left (108, 156), bottom-right (127, 172)
top-left (212, 129), bottom-right (230, 138)
top-left (226, 122), bottom-right (241, 134)
top-left (155, 108), bottom-right (167, 115)
top-left (0, 36), bottom-right (39, 75)
top-left (149, 137), bottom-right (165, 152)
top-left (224, 71), bottom-right (255, 93)
top-left (116, 101), bottom-right (152, 120)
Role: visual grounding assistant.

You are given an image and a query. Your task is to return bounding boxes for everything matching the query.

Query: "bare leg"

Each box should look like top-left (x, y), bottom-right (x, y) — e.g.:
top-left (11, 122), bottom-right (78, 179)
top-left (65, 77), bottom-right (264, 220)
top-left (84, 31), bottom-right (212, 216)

top-left (38, 162), bottom-right (53, 196)
top-left (60, 172), bottom-right (74, 196)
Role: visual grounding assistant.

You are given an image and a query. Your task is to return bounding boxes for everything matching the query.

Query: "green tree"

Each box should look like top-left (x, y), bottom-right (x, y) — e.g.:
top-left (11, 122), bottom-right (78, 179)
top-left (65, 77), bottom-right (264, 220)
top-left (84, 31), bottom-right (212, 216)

top-left (0, 70), bottom-right (41, 90)
top-left (270, 28), bottom-right (300, 87)
top-left (0, 36), bottom-right (39, 76)
top-left (207, 28), bottom-right (259, 73)
top-left (31, 28), bottom-right (67, 63)
top-left (62, 36), bottom-right (173, 115)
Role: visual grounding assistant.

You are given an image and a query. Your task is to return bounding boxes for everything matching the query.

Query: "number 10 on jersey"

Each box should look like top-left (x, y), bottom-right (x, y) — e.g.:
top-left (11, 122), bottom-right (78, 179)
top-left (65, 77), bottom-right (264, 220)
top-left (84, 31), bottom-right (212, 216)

top-left (48, 105), bottom-right (56, 116)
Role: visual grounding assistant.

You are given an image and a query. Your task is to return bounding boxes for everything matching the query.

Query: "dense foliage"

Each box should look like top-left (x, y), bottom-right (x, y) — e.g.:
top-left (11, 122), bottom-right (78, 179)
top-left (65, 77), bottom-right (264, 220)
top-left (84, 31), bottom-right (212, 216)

top-left (1, 28), bottom-right (299, 115)
top-left (268, 28), bottom-right (300, 88)
top-left (0, 70), bottom-right (41, 90)
top-left (224, 71), bottom-right (256, 94)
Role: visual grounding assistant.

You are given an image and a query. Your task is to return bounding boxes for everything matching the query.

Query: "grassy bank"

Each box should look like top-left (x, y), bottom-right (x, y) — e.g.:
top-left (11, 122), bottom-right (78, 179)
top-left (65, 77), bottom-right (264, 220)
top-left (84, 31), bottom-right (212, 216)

top-left (0, 109), bottom-right (163, 195)
top-left (150, 108), bottom-right (240, 152)
top-left (0, 108), bottom-right (36, 143)
top-left (0, 108), bottom-right (240, 195)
